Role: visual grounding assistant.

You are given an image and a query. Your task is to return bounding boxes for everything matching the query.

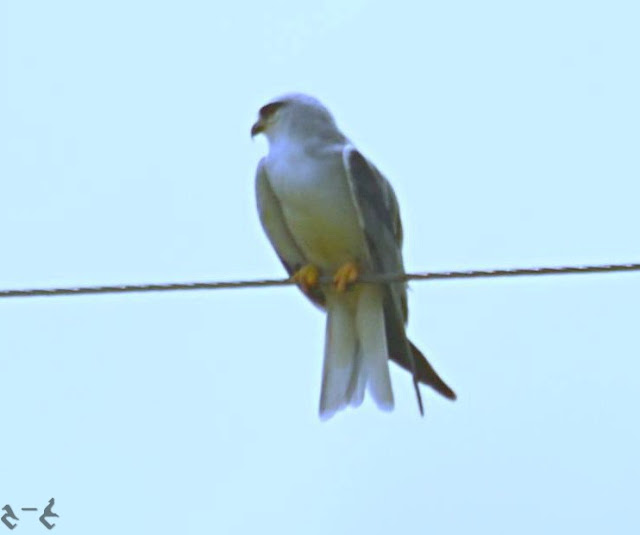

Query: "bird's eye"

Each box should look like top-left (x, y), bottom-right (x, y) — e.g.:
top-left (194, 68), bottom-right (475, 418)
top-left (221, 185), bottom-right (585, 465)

top-left (259, 102), bottom-right (284, 119)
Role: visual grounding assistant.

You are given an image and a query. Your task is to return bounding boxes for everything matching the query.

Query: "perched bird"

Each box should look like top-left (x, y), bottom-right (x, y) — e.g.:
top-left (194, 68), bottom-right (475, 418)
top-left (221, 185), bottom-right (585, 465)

top-left (252, 93), bottom-right (455, 419)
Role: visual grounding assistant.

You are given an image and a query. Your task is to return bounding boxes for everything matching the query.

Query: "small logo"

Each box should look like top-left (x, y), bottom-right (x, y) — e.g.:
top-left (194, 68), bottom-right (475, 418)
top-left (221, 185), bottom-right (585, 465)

top-left (1, 498), bottom-right (59, 530)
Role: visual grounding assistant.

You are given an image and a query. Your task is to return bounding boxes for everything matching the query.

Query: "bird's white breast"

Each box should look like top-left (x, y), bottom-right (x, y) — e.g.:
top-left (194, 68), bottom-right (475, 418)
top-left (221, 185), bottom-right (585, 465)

top-left (265, 142), bottom-right (367, 272)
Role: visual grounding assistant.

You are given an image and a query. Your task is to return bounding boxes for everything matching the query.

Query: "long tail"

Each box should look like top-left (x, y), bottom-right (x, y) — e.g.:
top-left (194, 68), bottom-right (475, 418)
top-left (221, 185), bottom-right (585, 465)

top-left (319, 286), bottom-right (393, 420)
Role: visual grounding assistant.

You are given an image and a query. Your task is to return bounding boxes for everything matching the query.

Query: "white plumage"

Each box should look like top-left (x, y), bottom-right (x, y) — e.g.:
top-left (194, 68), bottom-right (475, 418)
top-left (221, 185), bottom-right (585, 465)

top-left (252, 93), bottom-right (455, 419)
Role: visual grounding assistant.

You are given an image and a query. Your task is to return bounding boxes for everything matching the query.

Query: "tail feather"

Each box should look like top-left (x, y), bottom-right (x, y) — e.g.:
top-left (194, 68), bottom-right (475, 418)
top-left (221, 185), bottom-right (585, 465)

top-left (319, 287), bottom-right (394, 419)
top-left (355, 286), bottom-right (393, 411)
top-left (345, 346), bottom-right (366, 409)
top-left (319, 296), bottom-right (359, 420)
top-left (319, 285), bottom-right (454, 420)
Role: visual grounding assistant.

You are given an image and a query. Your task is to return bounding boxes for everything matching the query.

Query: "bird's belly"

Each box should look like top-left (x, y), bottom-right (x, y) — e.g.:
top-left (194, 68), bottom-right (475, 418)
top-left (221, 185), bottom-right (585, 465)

top-left (280, 190), bottom-right (366, 272)
top-left (266, 147), bottom-right (368, 272)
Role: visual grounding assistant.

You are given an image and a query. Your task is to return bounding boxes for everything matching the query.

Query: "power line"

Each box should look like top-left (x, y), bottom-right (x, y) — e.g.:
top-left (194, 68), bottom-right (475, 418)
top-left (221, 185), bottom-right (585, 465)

top-left (0, 262), bottom-right (638, 300)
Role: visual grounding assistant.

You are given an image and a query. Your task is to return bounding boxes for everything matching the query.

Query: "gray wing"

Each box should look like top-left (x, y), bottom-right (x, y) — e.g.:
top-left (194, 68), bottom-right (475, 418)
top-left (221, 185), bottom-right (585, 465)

top-left (342, 147), bottom-right (408, 316)
top-left (255, 159), bottom-right (325, 306)
top-left (342, 147), bottom-right (456, 405)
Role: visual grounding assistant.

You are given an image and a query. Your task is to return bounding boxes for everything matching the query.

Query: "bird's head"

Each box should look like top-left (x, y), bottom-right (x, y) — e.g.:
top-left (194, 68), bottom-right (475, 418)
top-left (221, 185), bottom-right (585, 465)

top-left (251, 93), bottom-right (343, 144)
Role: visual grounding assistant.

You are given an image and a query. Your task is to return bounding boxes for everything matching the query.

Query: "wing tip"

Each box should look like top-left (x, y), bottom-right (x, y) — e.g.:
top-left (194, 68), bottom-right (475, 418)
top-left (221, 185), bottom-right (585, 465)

top-left (408, 340), bottom-right (458, 402)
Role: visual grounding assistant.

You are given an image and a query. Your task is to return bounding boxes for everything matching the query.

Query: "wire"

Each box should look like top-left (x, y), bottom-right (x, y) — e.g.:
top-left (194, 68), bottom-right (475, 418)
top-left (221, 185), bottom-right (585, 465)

top-left (0, 262), bottom-right (638, 300)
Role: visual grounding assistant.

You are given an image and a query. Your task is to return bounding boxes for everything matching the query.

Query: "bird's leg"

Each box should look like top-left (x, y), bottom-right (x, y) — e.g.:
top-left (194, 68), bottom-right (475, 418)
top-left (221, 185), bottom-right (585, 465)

top-left (292, 264), bottom-right (320, 292)
top-left (333, 261), bottom-right (359, 293)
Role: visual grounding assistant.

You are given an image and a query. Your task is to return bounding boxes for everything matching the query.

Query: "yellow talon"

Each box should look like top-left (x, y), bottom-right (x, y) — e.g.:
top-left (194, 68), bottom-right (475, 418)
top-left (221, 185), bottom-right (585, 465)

top-left (292, 264), bottom-right (320, 292)
top-left (333, 261), bottom-right (359, 292)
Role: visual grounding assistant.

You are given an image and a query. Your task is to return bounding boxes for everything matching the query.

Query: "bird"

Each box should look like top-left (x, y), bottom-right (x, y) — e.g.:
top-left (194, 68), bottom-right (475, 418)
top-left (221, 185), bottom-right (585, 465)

top-left (251, 93), bottom-right (455, 419)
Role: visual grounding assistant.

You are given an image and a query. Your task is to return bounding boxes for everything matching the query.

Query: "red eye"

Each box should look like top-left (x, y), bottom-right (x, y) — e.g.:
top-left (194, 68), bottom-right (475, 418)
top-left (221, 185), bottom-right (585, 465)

top-left (259, 102), bottom-right (284, 118)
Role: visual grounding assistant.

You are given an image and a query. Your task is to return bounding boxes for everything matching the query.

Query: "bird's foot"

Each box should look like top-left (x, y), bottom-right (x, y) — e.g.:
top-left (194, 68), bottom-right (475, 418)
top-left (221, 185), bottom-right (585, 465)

top-left (292, 264), bottom-right (320, 292)
top-left (333, 261), bottom-right (359, 292)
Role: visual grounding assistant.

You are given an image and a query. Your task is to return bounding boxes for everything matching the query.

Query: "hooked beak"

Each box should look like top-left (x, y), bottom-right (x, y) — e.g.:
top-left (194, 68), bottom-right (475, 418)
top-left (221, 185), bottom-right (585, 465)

top-left (251, 119), bottom-right (264, 138)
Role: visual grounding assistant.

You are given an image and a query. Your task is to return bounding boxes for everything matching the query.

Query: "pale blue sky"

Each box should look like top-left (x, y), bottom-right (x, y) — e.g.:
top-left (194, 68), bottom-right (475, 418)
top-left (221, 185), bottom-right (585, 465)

top-left (1, 1), bottom-right (639, 533)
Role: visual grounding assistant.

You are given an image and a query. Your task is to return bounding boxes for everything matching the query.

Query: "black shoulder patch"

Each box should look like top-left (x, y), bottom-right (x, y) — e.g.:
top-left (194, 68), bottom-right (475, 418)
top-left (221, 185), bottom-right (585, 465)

top-left (347, 150), bottom-right (395, 237)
